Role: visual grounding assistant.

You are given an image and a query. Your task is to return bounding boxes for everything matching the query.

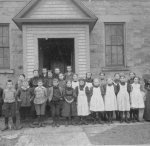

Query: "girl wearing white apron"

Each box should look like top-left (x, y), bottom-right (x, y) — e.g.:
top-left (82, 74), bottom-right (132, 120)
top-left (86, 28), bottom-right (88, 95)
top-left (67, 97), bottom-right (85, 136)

top-left (130, 77), bottom-right (145, 122)
top-left (90, 78), bottom-right (104, 124)
top-left (72, 74), bottom-right (79, 89)
top-left (104, 78), bottom-right (117, 124)
top-left (76, 78), bottom-right (90, 125)
top-left (117, 76), bottom-right (131, 123)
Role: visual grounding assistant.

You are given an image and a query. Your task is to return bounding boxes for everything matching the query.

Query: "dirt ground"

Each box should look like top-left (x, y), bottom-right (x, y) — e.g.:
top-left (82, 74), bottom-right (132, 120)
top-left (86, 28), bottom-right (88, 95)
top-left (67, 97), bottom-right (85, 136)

top-left (0, 109), bottom-right (150, 145)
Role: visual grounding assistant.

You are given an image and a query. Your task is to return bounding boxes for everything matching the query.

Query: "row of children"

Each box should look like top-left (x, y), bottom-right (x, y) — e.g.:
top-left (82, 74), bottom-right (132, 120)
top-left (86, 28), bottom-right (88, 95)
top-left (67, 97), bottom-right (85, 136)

top-left (0, 66), bottom-right (149, 131)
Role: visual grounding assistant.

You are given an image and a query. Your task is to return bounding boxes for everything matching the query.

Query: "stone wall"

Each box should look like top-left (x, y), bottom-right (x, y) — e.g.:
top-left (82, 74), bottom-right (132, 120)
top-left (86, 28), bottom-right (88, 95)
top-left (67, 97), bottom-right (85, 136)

top-left (0, 0), bottom-right (31, 87)
top-left (82, 0), bottom-right (150, 79)
top-left (0, 0), bottom-right (150, 88)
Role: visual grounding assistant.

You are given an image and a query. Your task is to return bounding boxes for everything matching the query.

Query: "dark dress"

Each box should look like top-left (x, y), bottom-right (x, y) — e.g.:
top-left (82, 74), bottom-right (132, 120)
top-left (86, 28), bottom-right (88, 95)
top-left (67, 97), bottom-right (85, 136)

top-left (62, 87), bottom-right (77, 117)
top-left (143, 84), bottom-right (150, 121)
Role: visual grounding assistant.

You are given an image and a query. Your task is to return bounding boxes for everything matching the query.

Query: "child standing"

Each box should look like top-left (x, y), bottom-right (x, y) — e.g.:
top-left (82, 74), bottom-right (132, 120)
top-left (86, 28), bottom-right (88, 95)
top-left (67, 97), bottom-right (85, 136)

top-left (75, 78), bottom-right (90, 125)
top-left (64, 66), bottom-right (74, 81)
top-left (86, 72), bottom-right (93, 89)
top-left (48, 78), bottom-right (63, 127)
top-left (114, 73), bottom-right (120, 121)
top-left (58, 73), bottom-right (66, 89)
top-left (53, 68), bottom-right (60, 79)
top-left (15, 74), bottom-right (25, 90)
top-left (62, 80), bottom-right (77, 127)
top-left (46, 70), bottom-right (53, 88)
top-left (72, 74), bottom-right (79, 89)
top-left (117, 76), bottom-right (131, 123)
top-left (0, 86), bottom-right (3, 117)
top-left (143, 78), bottom-right (150, 121)
top-left (2, 80), bottom-right (18, 131)
top-left (90, 78), bottom-right (104, 125)
top-left (34, 79), bottom-right (47, 128)
top-left (130, 77), bottom-right (145, 122)
top-left (128, 72), bottom-right (136, 121)
top-left (16, 80), bottom-right (35, 128)
top-left (104, 78), bottom-right (117, 124)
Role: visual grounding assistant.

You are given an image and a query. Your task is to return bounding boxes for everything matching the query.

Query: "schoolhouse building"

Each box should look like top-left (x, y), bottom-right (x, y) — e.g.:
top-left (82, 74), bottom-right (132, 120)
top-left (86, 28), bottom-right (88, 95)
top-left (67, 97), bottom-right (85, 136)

top-left (0, 0), bottom-right (150, 87)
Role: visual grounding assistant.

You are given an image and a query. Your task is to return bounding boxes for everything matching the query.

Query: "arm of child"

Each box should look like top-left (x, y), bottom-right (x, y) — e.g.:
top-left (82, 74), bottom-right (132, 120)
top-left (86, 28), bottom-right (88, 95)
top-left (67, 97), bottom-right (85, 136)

top-left (2, 90), bottom-right (5, 101)
top-left (44, 88), bottom-right (48, 101)
top-left (116, 84), bottom-right (120, 95)
top-left (140, 85), bottom-right (144, 91)
top-left (85, 86), bottom-right (90, 103)
top-left (16, 89), bottom-right (21, 102)
top-left (127, 83), bottom-right (132, 93)
top-left (30, 88), bottom-right (34, 101)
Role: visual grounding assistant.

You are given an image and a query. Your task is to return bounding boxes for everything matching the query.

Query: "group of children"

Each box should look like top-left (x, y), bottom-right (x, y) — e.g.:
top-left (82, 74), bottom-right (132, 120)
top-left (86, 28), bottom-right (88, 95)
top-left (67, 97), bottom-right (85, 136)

top-left (0, 66), bottom-right (147, 131)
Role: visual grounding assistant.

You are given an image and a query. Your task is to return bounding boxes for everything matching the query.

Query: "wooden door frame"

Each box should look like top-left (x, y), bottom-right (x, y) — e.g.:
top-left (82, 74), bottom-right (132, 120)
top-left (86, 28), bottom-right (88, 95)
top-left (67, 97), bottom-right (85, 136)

top-left (34, 34), bottom-right (79, 74)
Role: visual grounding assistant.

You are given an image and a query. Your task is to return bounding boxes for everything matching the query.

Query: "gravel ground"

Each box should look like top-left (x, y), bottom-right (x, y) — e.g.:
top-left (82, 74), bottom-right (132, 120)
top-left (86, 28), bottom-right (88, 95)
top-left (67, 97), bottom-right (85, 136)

top-left (87, 123), bottom-right (150, 145)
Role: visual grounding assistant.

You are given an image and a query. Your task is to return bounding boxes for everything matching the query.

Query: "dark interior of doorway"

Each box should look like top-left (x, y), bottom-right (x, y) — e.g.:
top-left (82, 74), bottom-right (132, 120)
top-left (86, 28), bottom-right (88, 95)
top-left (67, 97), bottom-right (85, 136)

top-left (38, 38), bottom-right (75, 73)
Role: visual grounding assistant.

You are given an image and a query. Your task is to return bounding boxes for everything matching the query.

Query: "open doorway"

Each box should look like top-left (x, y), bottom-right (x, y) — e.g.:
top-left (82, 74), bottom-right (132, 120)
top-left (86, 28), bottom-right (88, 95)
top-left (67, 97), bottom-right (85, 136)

top-left (38, 38), bottom-right (75, 73)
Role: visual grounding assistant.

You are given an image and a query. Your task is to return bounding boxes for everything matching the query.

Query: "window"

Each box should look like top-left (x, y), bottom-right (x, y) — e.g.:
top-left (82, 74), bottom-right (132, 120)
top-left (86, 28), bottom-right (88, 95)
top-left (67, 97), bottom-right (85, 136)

top-left (105, 23), bottom-right (125, 67)
top-left (0, 24), bottom-right (10, 69)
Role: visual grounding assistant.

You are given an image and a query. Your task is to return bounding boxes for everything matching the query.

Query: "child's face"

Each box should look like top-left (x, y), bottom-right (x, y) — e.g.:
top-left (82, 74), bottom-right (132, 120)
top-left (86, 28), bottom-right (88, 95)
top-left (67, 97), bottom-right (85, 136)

top-left (79, 80), bottom-right (85, 86)
top-left (38, 81), bottom-right (43, 87)
top-left (100, 74), bottom-right (105, 79)
top-left (66, 81), bottom-right (72, 87)
top-left (7, 82), bottom-right (13, 88)
top-left (67, 67), bottom-right (72, 72)
top-left (19, 75), bottom-right (25, 81)
top-left (108, 78), bottom-right (113, 84)
top-left (86, 73), bottom-right (92, 78)
top-left (94, 79), bottom-right (100, 86)
top-left (134, 78), bottom-right (139, 84)
top-left (59, 74), bottom-right (64, 80)
top-left (48, 72), bottom-right (52, 78)
top-left (130, 73), bottom-right (135, 79)
top-left (115, 74), bottom-right (120, 80)
top-left (55, 69), bottom-right (60, 74)
top-left (53, 81), bottom-right (59, 86)
top-left (23, 81), bottom-right (29, 88)
top-left (120, 77), bottom-right (126, 82)
top-left (73, 75), bottom-right (78, 81)
top-left (42, 69), bottom-right (47, 74)
top-left (33, 71), bottom-right (38, 77)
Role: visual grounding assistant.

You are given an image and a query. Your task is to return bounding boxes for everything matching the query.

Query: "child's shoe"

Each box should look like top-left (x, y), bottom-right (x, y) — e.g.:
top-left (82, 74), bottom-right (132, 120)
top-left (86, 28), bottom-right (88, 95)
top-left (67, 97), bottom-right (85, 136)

top-left (52, 122), bottom-right (56, 127)
top-left (13, 125), bottom-right (17, 130)
top-left (29, 123), bottom-right (35, 128)
top-left (92, 119), bottom-right (96, 125)
top-left (38, 123), bottom-right (42, 128)
top-left (65, 121), bottom-right (69, 127)
top-left (99, 120), bottom-right (104, 125)
top-left (71, 120), bottom-right (76, 126)
top-left (84, 120), bottom-right (88, 125)
top-left (1, 125), bottom-right (9, 131)
top-left (56, 122), bottom-right (60, 127)
top-left (125, 118), bottom-right (130, 124)
top-left (41, 123), bottom-right (46, 127)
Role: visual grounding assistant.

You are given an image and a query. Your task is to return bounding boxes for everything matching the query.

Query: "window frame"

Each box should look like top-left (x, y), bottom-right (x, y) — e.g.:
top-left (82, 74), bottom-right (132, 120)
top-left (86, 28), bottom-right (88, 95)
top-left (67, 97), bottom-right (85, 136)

top-left (104, 22), bottom-right (125, 67)
top-left (0, 24), bottom-right (10, 69)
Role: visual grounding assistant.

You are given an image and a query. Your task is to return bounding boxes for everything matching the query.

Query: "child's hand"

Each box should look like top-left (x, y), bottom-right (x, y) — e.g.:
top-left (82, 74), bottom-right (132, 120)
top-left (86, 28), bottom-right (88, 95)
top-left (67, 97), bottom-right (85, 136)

top-left (18, 99), bottom-right (21, 102)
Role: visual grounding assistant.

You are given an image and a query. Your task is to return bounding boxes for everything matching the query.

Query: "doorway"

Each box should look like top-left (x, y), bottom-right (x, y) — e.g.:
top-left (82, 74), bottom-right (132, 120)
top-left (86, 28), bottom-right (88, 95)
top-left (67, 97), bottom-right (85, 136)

top-left (38, 38), bottom-right (75, 73)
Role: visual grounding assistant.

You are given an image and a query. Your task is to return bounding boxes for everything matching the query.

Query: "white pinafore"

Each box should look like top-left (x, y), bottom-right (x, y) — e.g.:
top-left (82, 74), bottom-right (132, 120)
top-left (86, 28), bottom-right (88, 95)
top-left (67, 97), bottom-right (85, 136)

top-left (117, 83), bottom-right (130, 111)
top-left (130, 83), bottom-right (145, 109)
top-left (104, 85), bottom-right (117, 111)
top-left (72, 81), bottom-right (79, 89)
top-left (77, 86), bottom-right (89, 116)
top-left (90, 87), bottom-right (104, 112)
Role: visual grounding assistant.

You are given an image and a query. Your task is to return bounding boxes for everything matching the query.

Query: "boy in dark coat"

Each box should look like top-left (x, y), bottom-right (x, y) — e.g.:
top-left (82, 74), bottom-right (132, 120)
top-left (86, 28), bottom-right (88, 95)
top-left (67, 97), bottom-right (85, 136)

top-left (16, 80), bottom-right (35, 128)
top-left (64, 66), bottom-right (74, 81)
top-left (48, 78), bottom-right (63, 127)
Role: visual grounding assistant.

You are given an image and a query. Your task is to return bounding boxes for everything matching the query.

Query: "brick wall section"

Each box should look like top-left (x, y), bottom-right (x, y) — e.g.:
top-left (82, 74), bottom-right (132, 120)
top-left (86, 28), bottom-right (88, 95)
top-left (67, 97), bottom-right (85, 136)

top-left (82, 0), bottom-right (150, 78)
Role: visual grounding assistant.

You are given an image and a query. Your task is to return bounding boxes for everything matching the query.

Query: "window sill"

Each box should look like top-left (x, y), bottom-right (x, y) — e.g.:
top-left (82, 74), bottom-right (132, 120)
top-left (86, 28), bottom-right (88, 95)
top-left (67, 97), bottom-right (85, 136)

top-left (102, 66), bottom-right (130, 72)
top-left (0, 69), bottom-right (14, 74)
